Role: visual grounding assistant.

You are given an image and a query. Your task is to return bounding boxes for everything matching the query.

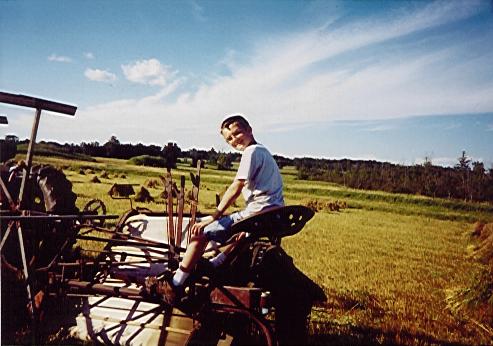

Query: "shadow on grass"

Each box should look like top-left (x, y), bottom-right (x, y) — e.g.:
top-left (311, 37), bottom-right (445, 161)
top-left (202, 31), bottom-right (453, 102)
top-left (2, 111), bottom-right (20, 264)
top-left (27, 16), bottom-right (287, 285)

top-left (308, 321), bottom-right (471, 346)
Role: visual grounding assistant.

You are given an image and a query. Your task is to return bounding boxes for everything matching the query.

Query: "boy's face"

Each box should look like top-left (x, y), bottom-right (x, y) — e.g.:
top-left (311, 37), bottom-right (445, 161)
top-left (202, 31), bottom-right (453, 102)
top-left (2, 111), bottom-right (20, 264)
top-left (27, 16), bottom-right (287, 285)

top-left (221, 121), bottom-right (255, 151)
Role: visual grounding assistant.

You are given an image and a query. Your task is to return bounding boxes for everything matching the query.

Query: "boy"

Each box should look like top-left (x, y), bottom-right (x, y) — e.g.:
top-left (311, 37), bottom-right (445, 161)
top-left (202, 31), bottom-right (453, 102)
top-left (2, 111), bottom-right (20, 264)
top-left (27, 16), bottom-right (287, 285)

top-left (150, 114), bottom-right (284, 304)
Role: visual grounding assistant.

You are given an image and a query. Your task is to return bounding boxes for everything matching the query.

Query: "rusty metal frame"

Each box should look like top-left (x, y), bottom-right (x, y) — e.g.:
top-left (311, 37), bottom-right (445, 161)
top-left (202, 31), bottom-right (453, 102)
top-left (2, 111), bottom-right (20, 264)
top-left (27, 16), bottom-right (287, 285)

top-left (0, 91), bottom-right (77, 317)
top-left (0, 92), bottom-right (77, 207)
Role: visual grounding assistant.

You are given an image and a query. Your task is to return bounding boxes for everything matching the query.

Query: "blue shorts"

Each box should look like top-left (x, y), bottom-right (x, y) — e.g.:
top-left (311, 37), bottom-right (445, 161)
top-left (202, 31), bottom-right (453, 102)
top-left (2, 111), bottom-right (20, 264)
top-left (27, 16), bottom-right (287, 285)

top-left (203, 212), bottom-right (244, 244)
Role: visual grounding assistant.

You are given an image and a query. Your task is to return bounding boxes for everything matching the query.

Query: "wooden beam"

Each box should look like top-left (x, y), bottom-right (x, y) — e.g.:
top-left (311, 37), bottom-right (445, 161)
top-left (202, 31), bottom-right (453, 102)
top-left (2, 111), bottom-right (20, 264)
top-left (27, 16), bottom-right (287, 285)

top-left (0, 91), bottom-right (77, 116)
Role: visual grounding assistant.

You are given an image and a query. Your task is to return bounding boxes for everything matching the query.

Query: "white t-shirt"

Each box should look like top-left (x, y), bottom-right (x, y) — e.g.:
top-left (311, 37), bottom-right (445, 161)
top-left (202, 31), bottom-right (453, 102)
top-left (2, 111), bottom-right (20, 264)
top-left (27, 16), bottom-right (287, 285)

top-left (235, 144), bottom-right (284, 216)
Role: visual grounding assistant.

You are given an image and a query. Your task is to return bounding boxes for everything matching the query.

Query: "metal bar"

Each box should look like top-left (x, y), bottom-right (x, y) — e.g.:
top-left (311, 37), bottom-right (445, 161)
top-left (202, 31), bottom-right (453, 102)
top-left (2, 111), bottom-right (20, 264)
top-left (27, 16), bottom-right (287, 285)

top-left (76, 235), bottom-right (178, 251)
top-left (0, 91), bottom-right (77, 115)
top-left (17, 224), bottom-right (36, 316)
top-left (0, 220), bottom-right (14, 251)
top-left (18, 107), bottom-right (41, 208)
top-left (0, 176), bottom-right (15, 208)
top-left (80, 248), bottom-right (176, 261)
top-left (165, 171), bottom-right (175, 261)
top-left (187, 160), bottom-right (201, 245)
top-left (175, 175), bottom-right (185, 256)
top-left (53, 259), bottom-right (166, 267)
top-left (0, 214), bottom-right (119, 221)
top-left (67, 279), bottom-right (144, 297)
top-left (81, 245), bottom-right (172, 258)
top-left (84, 313), bottom-right (192, 334)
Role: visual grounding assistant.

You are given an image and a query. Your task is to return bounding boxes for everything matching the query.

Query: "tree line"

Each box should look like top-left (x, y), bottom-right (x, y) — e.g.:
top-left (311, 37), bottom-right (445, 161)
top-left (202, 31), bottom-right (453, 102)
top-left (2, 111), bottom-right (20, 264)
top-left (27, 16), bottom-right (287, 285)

top-left (5, 135), bottom-right (492, 202)
top-left (293, 151), bottom-right (493, 202)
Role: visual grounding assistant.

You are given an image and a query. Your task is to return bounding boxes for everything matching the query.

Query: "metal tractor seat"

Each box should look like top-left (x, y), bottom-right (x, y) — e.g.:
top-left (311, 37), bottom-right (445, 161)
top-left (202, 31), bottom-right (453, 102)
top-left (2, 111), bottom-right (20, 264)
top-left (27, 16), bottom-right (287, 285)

top-left (230, 205), bottom-right (315, 240)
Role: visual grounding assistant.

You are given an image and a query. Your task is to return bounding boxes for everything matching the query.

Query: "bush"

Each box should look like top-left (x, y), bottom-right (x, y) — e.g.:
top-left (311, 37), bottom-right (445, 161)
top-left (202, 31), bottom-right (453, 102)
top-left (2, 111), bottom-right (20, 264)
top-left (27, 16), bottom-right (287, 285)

top-left (128, 155), bottom-right (167, 167)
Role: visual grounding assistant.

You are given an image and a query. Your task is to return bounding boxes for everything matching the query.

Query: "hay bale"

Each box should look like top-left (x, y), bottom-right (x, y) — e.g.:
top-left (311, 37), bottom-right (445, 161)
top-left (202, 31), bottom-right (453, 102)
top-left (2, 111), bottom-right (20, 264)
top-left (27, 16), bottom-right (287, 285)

top-left (108, 184), bottom-right (134, 197)
top-left (336, 200), bottom-right (348, 209)
top-left (90, 176), bottom-right (101, 183)
top-left (78, 169), bottom-right (86, 175)
top-left (327, 202), bottom-right (335, 211)
top-left (470, 224), bottom-right (493, 265)
top-left (100, 170), bottom-right (109, 179)
top-left (471, 221), bottom-right (485, 238)
top-left (145, 178), bottom-right (162, 189)
top-left (304, 199), bottom-right (320, 212)
top-left (135, 186), bottom-right (154, 203)
top-left (447, 222), bottom-right (493, 329)
top-left (85, 169), bottom-right (95, 175)
top-left (120, 173), bottom-right (126, 179)
top-left (479, 223), bottom-right (493, 241)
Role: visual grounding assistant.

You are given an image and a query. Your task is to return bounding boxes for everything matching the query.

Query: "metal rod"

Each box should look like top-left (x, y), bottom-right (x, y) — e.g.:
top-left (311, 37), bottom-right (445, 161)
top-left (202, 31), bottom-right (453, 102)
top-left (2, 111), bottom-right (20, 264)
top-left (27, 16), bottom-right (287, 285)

top-left (67, 280), bottom-right (144, 298)
top-left (84, 312), bottom-right (192, 335)
top-left (0, 214), bottom-right (119, 221)
top-left (76, 235), bottom-right (180, 251)
top-left (18, 107), bottom-right (41, 208)
top-left (17, 224), bottom-right (35, 316)
top-left (0, 220), bottom-right (14, 251)
top-left (0, 91), bottom-right (77, 115)
top-left (187, 160), bottom-right (201, 245)
top-left (0, 176), bottom-right (15, 208)
top-left (80, 248), bottom-right (175, 260)
top-left (165, 171), bottom-right (175, 261)
top-left (175, 175), bottom-right (185, 256)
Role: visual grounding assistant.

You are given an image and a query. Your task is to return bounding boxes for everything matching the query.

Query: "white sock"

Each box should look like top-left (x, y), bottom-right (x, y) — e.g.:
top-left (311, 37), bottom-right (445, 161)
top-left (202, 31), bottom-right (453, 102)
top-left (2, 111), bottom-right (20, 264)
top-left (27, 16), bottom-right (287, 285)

top-left (172, 268), bottom-right (189, 286)
top-left (209, 252), bottom-right (227, 268)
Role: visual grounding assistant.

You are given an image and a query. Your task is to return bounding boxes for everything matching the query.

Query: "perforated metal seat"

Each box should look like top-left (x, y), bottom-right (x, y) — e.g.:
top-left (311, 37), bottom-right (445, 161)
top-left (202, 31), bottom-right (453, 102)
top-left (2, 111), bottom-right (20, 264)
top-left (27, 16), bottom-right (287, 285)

top-left (230, 205), bottom-right (315, 239)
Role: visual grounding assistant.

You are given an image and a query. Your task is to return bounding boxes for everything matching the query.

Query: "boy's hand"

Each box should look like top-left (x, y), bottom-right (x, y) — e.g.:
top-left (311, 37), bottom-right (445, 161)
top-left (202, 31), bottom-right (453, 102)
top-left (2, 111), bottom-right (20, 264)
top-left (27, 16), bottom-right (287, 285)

top-left (234, 232), bottom-right (247, 241)
top-left (190, 218), bottom-right (213, 237)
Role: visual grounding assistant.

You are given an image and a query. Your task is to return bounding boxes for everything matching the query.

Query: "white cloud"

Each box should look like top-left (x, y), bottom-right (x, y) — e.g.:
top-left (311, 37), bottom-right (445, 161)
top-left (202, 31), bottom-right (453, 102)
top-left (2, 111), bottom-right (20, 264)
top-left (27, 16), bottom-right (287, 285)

top-left (84, 68), bottom-right (117, 83)
top-left (121, 58), bottom-right (176, 86)
top-left (47, 54), bottom-right (72, 63)
top-left (70, 0), bottom-right (491, 150)
top-left (84, 52), bottom-right (95, 59)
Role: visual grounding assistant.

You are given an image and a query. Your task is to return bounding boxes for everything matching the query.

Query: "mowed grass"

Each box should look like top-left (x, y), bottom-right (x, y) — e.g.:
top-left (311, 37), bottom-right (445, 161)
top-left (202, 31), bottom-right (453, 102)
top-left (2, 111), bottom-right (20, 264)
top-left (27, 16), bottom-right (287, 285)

top-left (29, 155), bottom-right (492, 345)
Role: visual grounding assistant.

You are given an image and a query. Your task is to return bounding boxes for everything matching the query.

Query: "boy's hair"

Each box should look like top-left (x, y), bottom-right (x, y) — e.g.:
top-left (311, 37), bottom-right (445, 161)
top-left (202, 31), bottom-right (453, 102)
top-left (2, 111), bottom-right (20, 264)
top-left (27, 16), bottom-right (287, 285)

top-left (220, 115), bottom-right (250, 132)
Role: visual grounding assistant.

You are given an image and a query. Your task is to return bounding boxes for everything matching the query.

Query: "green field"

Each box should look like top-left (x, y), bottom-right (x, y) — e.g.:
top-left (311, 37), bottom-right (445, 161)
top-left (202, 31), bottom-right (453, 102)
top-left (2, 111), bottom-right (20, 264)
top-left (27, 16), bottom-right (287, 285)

top-left (30, 155), bottom-right (493, 345)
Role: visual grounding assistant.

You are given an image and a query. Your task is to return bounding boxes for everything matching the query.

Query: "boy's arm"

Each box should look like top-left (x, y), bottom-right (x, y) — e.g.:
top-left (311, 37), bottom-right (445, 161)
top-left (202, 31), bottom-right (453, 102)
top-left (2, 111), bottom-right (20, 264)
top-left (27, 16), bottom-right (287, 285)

top-left (213, 179), bottom-right (245, 219)
top-left (189, 179), bottom-right (245, 235)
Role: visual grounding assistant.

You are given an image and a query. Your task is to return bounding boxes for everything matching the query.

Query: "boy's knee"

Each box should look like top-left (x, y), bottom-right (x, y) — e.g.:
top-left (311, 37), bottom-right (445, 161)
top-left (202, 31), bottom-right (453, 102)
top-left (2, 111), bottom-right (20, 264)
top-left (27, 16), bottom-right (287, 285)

top-left (189, 233), bottom-right (208, 246)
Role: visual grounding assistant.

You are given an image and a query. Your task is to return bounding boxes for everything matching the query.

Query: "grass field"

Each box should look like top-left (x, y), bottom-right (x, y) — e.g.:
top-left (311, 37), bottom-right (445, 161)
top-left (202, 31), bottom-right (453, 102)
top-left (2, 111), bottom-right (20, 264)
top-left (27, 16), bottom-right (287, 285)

top-left (29, 155), bottom-right (493, 345)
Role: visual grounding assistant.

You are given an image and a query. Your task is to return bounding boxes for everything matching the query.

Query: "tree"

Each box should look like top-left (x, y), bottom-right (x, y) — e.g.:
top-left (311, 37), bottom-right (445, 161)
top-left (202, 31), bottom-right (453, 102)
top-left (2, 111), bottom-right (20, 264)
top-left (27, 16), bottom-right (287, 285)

top-left (162, 142), bottom-right (181, 169)
top-left (471, 161), bottom-right (485, 201)
top-left (208, 147), bottom-right (218, 165)
top-left (103, 135), bottom-right (121, 158)
top-left (455, 151), bottom-right (472, 201)
top-left (217, 152), bottom-right (233, 170)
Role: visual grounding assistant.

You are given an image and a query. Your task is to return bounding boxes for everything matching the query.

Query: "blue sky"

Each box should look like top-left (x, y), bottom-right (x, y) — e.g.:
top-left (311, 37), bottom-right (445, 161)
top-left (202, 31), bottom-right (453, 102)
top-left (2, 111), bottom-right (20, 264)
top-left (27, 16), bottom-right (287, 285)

top-left (1, 0), bottom-right (492, 168)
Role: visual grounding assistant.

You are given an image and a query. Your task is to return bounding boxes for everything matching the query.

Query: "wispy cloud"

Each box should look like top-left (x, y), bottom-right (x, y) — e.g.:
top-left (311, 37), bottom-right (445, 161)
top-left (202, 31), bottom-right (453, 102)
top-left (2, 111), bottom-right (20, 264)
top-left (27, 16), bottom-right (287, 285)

top-left (190, 0), bottom-right (206, 22)
top-left (486, 124), bottom-right (493, 132)
top-left (75, 0), bottom-right (491, 147)
top-left (443, 123), bottom-right (462, 130)
top-left (361, 124), bottom-right (396, 132)
top-left (84, 52), bottom-right (95, 59)
top-left (121, 58), bottom-right (176, 87)
top-left (84, 68), bottom-right (117, 83)
top-left (47, 54), bottom-right (72, 63)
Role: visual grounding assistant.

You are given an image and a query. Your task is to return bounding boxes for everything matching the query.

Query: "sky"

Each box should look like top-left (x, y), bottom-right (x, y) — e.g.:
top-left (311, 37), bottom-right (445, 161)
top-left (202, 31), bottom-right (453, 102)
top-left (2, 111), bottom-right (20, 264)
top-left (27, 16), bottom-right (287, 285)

top-left (1, 0), bottom-right (492, 168)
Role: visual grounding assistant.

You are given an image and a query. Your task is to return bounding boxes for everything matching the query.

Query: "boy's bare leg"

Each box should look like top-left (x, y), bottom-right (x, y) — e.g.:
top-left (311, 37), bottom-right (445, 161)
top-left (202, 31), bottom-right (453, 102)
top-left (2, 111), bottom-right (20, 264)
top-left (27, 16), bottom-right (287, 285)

top-left (179, 235), bottom-right (208, 272)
